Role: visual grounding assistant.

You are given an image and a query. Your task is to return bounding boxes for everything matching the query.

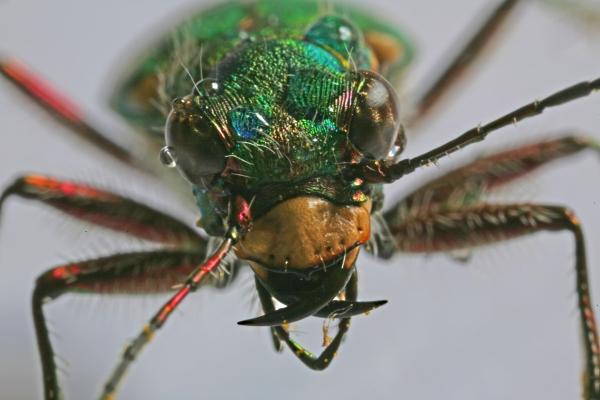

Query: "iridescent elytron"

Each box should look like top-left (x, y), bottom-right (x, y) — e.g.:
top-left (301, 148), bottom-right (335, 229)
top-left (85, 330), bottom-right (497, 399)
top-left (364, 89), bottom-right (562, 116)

top-left (1, 0), bottom-right (599, 399)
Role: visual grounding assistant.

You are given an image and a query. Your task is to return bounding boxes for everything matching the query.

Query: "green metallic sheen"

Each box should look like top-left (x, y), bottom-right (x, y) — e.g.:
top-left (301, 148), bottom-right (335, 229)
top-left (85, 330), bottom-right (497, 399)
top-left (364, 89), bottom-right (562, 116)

top-left (220, 38), bottom-right (354, 187)
top-left (111, 0), bottom-right (414, 134)
top-left (110, 0), bottom-right (414, 232)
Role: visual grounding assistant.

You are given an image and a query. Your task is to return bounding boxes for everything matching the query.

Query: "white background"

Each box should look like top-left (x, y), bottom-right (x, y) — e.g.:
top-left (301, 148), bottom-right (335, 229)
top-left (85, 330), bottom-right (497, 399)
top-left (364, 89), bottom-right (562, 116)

top-left (1, 1), bottom-right (600, 399)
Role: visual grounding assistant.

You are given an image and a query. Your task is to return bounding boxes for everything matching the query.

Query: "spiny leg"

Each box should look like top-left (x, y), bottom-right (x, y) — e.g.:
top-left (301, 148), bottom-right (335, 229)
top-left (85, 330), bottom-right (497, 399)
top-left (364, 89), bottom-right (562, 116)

top-left (100, 237), bottom-right (234, 400)
top-left (355, 77), bottom-right (600, 183)
top-left (0, 59), bottom-right (145, 172)
top-left (0, 174), bottom-right (203, 248)
top-left (409, 0), bottom-right (522, 125)
top-left (254, 271), bottom-right (359, 371)
top-left (0, 175), bottom-right (223, 398)
top-left (381, 203), bottom-right (600, 399)
top-left (371, 135), bottom-right (599, 258)
top-left (392, 135), bottom-right (599, 218)
top-left (33, 250), bottom-right (207, 400)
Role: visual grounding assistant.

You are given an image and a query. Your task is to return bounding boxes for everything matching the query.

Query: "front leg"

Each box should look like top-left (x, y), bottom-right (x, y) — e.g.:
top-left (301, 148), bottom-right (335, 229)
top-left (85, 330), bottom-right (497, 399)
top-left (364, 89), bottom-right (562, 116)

top-left (33, 250), bottom-right (206, 400)
top-left (100, 237), bottom-right (234, 400)
top-left (1, 174), bottom-right (203, 248)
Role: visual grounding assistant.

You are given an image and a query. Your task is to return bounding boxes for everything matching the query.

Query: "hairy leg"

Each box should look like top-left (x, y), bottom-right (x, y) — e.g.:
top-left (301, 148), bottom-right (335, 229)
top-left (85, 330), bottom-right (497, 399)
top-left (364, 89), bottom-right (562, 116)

top-left (370, 135), bottom-right (598, 258)
top-left (381, 203), bottom-right (599, 399)
top-left (0, 175), bottom-right (238, 398)
top-left (33, 250), bottom-right (206, 400)
top-left (1, 174), bottom-right (203, 248)
top-left (390, 135), bottom-right (599, 220)
top-left (99, 237), bottom-right (234, 399)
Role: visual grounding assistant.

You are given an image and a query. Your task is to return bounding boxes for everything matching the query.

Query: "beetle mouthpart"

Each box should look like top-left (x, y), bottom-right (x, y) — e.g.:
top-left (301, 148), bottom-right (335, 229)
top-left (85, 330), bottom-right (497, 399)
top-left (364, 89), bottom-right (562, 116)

top-left (313, 299), bottom-right (388, 319)
top-left (237, 256), bottom-right (353, 327)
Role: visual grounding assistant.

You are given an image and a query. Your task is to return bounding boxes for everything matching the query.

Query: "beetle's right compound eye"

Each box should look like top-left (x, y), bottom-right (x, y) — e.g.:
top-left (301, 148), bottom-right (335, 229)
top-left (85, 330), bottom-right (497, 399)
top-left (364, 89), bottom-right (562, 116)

top-left (347, 70), bottom-right (402, 159)
top-left (162, 96), bottom-right (228, 186)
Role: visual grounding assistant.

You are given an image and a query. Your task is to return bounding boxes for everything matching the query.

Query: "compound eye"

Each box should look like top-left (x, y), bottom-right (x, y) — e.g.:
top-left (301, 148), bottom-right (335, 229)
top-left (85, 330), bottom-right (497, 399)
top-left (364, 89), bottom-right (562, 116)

top-left (348, 70), bottom-right (401, 159)
top-left (163, 96), bottom-right (228, 186)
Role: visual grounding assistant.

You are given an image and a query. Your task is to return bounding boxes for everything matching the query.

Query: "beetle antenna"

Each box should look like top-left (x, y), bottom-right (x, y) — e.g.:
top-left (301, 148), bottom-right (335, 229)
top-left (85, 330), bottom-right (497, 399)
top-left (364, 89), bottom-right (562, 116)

top-left (355, 77), bottom-right (600, 183)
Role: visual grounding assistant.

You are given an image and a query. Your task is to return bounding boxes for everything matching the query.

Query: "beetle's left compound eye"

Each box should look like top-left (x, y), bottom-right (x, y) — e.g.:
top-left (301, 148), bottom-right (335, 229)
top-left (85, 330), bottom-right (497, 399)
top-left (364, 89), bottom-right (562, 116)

top-left (348, 70), bottom-right (402, 159)
top-left (162, 96), bottom-right (228, 186)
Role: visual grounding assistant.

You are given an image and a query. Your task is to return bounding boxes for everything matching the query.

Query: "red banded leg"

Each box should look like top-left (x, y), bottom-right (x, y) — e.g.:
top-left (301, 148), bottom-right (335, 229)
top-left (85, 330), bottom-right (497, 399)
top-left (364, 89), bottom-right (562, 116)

top-left (33, 250), bottom-right (205, 400)
top-left (100, 237), bottom-right (234, 399)
top-left (0, 59), bottom-right (142, 171)
top-left (0, 175), bottom-right (227, 399)
top-left (381, 203), bottom-right (600, 399)
top-left (31, 244), bottom-right (238, 400)
top-left (100, 199), bottom-right (252, 399)
top-left (0, 174), bottom-right (203, 248)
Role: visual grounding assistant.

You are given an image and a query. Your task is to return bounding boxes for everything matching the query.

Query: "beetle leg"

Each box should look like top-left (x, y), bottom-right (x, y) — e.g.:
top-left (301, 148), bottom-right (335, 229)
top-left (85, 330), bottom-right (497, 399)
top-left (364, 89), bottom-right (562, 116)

top-left (32, 250), bottom-right (206, 400)
top-left (409, 0), bottom-right (522, 125)
top-left (0, 174), bottom-right (204, 248)
top-left (0, 59), bottom-right (147, 172)
top-left (356, 78), bottom-right (600, 183)
top-left (99, 237), bottom-right (233, 400)
top-left (380, 203), bottom-right (600, 399)
top-left (371, 135), bottom-right (599, 258)
top-left (397, 135), bottom-right (598, 211)
top-left (0, 175), bottom-right (245, 398)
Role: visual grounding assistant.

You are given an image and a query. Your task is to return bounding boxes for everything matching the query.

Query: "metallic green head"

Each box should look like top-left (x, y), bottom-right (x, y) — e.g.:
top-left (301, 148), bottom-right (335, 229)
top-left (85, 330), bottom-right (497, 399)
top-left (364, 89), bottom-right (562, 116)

top-left (164, 15), bottom-right (404, 232)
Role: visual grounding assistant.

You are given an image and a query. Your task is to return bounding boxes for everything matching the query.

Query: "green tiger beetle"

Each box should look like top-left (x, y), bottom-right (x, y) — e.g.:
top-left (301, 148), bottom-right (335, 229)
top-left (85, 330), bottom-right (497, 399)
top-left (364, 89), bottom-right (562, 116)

top-left (1, 0), bottom-right (599, 398)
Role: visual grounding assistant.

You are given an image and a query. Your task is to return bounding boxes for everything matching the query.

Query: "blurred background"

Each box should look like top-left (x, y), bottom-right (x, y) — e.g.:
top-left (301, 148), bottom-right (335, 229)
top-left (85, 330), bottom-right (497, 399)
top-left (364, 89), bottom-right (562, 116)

top-left (1, 0), bottom-right (600, 399)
